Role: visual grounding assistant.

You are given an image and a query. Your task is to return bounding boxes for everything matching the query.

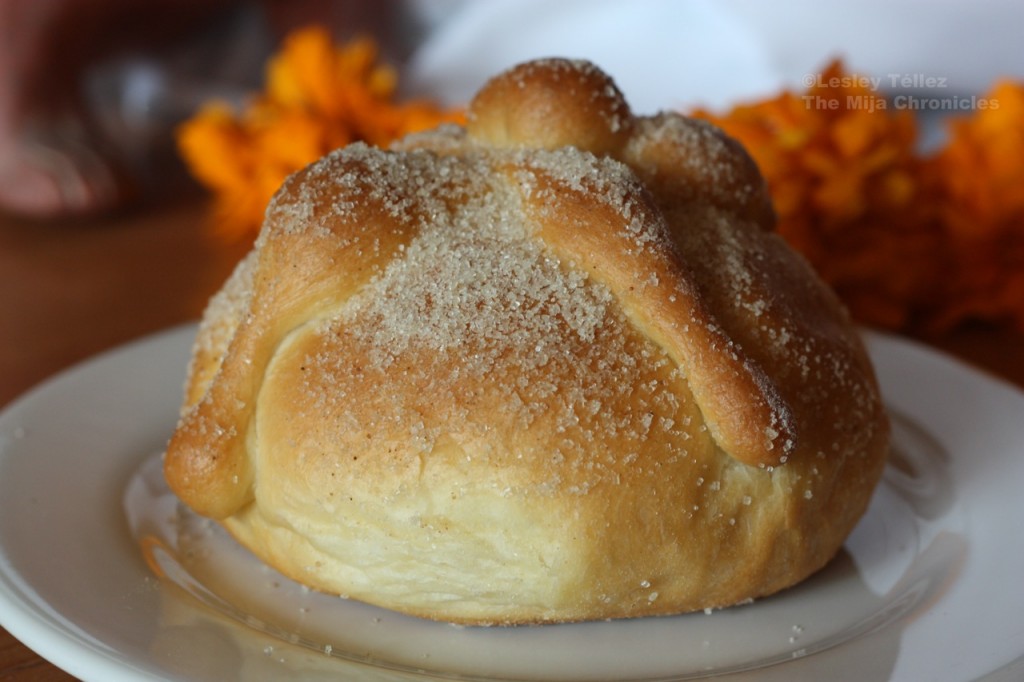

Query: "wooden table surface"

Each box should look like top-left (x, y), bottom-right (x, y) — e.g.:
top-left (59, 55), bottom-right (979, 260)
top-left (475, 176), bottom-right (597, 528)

top-left (1, 194), bottom-right (1022, 681)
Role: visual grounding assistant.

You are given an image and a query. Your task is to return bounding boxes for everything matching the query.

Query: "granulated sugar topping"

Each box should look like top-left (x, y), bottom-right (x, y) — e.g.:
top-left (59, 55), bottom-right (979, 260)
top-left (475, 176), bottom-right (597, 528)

top-left (279, 142), bottom-right (709, 493)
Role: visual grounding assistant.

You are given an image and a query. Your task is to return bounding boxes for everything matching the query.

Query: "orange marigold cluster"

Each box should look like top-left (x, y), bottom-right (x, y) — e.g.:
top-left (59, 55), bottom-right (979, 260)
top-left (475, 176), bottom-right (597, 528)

top-left (925, 81), bottom-right (1024, 332)
top-left (696, 60), bottom-right (1024, 334)
top-left (176, 27), bottom-right (463, 241)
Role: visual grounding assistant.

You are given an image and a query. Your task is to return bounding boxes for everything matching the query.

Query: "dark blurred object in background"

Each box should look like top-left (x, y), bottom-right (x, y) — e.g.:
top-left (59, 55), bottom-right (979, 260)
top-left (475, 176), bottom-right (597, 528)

top-left (0, 0), bottom-right (427, 221)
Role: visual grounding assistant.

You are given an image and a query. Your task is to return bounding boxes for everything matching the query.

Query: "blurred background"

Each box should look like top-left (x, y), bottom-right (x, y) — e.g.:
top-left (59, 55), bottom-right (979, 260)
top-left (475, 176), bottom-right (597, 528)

top-left (3, 0), bottom-right (1023, 219)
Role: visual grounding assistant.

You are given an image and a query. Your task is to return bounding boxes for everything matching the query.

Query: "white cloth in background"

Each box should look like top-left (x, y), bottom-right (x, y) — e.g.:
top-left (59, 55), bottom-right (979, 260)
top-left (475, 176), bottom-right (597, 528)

top-left (405, 0), bottom-right (1024, 113)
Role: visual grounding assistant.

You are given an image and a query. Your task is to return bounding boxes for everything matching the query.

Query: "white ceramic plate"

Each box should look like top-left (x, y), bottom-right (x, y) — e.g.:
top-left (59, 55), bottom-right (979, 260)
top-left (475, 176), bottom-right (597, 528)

top-left (1, 325), bottom-right (1023, 681)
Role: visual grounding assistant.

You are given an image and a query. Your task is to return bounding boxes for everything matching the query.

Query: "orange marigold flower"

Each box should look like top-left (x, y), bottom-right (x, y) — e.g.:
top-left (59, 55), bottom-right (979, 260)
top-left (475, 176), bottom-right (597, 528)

top-left (694, 60), bottom-right (940, 330)
top-left (176, 26), bottom-right (464, 241)
top-left (924, 80), bottom-right (1024, 332)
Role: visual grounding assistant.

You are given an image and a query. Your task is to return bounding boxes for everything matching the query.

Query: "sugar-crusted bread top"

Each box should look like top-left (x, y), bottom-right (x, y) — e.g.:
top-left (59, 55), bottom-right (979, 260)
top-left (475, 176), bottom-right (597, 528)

top-left (166, 59), bottom-right (884, 524)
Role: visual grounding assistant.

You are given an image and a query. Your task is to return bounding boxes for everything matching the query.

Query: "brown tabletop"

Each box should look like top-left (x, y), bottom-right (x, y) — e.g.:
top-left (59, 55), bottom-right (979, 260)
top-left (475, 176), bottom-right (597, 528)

top-left (1, 195), bottom-right (1022, 681)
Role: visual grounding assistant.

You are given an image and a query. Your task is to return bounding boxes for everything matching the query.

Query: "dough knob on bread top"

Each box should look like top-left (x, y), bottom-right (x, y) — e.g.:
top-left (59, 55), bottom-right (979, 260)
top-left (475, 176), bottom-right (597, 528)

top-left (467, 58), bottom-right (634, 155)
top-left (163, 58), bottom-right (889, 625)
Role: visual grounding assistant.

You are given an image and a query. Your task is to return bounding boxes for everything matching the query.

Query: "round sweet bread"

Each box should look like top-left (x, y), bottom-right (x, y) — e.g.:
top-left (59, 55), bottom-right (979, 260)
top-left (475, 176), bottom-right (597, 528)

top-left (164, 58), bottom-right (889, 625)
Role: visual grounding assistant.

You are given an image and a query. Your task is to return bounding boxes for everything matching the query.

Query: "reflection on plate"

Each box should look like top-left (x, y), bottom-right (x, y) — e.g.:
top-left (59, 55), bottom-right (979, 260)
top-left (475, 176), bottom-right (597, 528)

top-left (1, 325), bottom-right (1023, 681)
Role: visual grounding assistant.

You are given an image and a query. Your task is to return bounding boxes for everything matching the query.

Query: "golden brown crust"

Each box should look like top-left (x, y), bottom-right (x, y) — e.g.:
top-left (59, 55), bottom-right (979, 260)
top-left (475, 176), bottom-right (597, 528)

top-left (163, 58), bottom-right (889, 625)
top-left (466, 58), bottom-right (634, 156)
